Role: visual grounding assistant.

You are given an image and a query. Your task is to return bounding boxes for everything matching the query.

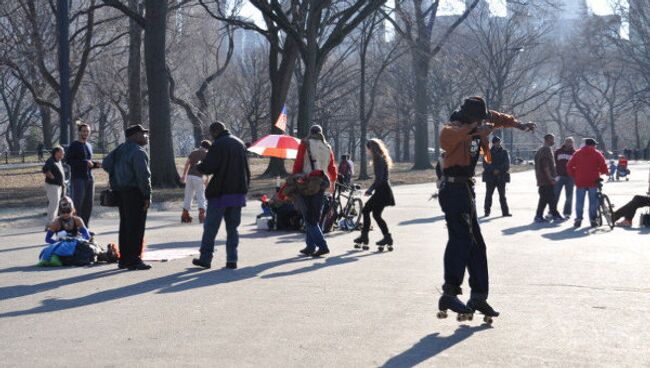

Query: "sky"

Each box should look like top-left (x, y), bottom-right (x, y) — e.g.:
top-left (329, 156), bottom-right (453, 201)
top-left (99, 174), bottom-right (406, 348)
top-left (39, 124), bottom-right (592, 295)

top-left (239, 1), bottom-right (622, 26)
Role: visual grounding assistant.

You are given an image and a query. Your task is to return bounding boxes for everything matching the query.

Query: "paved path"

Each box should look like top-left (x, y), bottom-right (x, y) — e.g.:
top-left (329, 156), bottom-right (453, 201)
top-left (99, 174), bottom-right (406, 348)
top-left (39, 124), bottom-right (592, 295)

top-left (1, 163), bottom-right (649, 367)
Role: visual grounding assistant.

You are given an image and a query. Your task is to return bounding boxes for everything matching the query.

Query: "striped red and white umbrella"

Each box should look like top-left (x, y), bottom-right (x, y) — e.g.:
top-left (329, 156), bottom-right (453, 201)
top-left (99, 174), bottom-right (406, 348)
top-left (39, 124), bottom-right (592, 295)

top-left (248, 134), bottom-right (301, 159)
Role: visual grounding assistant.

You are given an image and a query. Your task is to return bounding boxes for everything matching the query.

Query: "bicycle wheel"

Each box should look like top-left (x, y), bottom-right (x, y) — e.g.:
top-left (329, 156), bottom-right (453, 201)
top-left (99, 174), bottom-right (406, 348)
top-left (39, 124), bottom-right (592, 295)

top-left (348, 198), bottom-right (363, 229)
top-left (600, 195), bottom-right (614, 229)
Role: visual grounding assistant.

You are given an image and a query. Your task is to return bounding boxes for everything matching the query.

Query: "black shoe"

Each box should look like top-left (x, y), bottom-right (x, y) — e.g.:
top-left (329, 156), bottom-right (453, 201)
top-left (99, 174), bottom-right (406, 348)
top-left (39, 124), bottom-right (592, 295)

top-left (127, 262), bottom-right (152, 271)
top-left (353, 232), bottom-right (369, 246)
top-left (225, 262), bottom-right (237, 269)
top-left (590, 220), bottom-right (598, 228)
top-left (312, 248), bottom-right (330, 257)
top-left (299, 248), bottom-right (315, 256)
top-left (574, 219), bottom-right (582, 228)
top-left (467, 299), bottom-right (500, 318)
top-left (192, 258), bottom-right (211, 269)
top-left (376, 233), bottom-right (393, 246)
top-left (484, 210), bottom-right (490, 217)
top-left (502, 213), bottom-right (512, 217)
top-left (118, 262), bottom-right (127, 270)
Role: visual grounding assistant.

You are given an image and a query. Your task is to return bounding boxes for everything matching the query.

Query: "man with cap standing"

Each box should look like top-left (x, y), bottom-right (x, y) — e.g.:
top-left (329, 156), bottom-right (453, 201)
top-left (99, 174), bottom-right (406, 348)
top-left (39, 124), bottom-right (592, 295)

top-left (103, 124), bottom-right (152, 270)
top-left (292, 124), bottom-right (337, 257)
top-left (192, 122), bottom-right (250, 270)
top-left (438, 96), bottom-right (535, 321)
top-left (566, 138), bottom-right (608, 228)
top-left (534, 134), bottom-right (564, 223)
top-left (482, 135), bottom-right (511, 217)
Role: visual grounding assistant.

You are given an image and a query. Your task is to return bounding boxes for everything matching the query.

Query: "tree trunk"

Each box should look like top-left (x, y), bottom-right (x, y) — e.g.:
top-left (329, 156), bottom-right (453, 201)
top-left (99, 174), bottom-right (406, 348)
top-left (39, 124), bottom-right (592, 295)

top-left (609, 104), bottom-right (618, 152)
top-left (403, 123), bottom-right (411, 162)
top-left (127, 0), bottom-right (143, 129)
top-left (297, 56), bottom-right (319, 139)
top-left (411, 52), bottom-right (432, 169)
top-left (144, 0), bottom-right (180, 188)
top-left (358, 50), bottom-right (369, 180)
top-left (40, 105), bottom-right (53, 148)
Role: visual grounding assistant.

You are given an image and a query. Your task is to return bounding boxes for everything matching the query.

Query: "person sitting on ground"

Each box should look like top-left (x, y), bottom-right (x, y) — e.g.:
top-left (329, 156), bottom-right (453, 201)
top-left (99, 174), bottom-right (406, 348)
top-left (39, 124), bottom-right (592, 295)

top-left (39, 197), bottom-right (92, 266)
top-left (613, 167), bottom-right (650, 228)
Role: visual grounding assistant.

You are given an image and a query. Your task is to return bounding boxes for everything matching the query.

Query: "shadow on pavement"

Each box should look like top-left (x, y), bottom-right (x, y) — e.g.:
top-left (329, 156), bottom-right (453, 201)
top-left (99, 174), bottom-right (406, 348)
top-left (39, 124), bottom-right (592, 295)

top-left (381, 325), bottom-right (492, 368)
top-left (542, 226), bottom-right (611, 241)
top-left (0, 243), bottom-right (46, 254)
top-left (0, 251), bottom-right (371, 317)
top-left (0, 267), bottom-right (120, 301)
top-left (399, 216), bottom-right (444, 226)
top-left (260, 250), bottom-right (381, 279)
top-left (502, 222), bottom-right (559, 235)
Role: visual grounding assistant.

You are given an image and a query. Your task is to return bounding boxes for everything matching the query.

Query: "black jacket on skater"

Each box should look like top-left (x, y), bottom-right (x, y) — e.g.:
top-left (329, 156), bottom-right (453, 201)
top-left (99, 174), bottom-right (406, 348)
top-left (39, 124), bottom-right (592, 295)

top-left (482, 146), bottom-right (510, 183)
top-left (198, 130), bottom-right (251, 199)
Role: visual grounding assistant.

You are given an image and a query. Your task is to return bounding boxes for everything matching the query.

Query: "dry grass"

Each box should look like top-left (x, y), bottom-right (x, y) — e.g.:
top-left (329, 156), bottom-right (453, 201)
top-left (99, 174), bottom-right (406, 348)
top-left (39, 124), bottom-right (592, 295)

top-left (0, 157), bottom-right (531, 208)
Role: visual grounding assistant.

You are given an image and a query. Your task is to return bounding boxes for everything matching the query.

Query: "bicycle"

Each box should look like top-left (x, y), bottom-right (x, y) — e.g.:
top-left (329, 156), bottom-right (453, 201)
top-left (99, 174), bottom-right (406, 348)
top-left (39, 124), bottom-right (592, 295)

top-left (332, 182), bottom-right (364, 231)
top-left (595, 178), bottom-right (615, 229)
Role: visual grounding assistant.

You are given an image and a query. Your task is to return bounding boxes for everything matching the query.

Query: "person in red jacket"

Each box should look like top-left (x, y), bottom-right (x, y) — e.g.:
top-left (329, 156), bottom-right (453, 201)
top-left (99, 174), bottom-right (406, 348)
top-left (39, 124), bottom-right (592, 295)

top-left (566, 138), bottom-right (609, 228)
top-left (292, 125), bottom-right (337, 257)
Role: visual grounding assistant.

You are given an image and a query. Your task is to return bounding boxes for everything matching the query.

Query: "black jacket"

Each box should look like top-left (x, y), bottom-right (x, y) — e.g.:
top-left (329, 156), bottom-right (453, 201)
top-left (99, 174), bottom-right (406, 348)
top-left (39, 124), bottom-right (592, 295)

top-left (43, 157), bottom-right (65, 186)
top-left (482, 147), bottom-right (510, 183)
top-left (198, 131), bottom-right (251, 199)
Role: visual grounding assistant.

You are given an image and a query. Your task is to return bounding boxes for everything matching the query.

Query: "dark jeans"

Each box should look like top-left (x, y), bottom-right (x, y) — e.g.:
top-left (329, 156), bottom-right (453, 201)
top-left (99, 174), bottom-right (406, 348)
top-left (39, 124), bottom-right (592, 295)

top-left (536, 185), bottom-right (560, 218)
top-left (199, 203), bottom-right (242, 264)
top-left (299, 192), bottom-right (328, 252)
top-left (614, 195), bottom-right (650, 221)
top-left (484, 181), bottom-right (509, 215)
top-left (70, 178), bottom-right (94, 226)
top-left (554, 176), bottom-right (574, 216)
top-left (438, 182), bottom-right (489, 300)
top-left (117, 189), bottom-right (147, 266)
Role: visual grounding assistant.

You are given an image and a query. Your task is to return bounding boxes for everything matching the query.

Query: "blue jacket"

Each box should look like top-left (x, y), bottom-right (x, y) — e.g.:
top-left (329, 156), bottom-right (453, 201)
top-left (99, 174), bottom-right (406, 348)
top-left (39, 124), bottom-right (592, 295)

top-left (102, 141), bottom-right (152, 199)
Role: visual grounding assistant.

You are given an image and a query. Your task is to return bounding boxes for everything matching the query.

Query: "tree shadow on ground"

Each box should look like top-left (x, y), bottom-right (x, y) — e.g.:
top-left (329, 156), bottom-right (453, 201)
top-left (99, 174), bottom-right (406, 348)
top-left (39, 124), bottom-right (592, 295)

top-left (146, 240), bottom-right (202, 250)
top-left (398, 215), bottom-right (445, 226)
top-left (0, 267), bottom-right (120, 301)
top-left (542, 226), bottom-right (610, 241)
top-left (380, 325), bottom-right (492, 368)
top-left (0, 250), bottom-right (372, 318)
top-left (0, 243), bottom-right (46, 254)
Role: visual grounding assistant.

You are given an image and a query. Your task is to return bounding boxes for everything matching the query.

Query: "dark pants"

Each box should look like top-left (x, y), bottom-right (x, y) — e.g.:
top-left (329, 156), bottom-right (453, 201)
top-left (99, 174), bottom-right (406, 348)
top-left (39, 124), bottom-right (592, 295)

top-left (70, 178), bottom-right (94, 226)
top-left (614, 195), bottom-right (650, 221)
top-left (536, 185), bottom-right (560, 218)
top-left (117, 189), bottom-right (147, 266)
top-left (484, 181), bottom-right (509, 215)
top-left (199, 203), bottom-right (242, 264)
top-left (298, 192), bottom-right (328, 252)
top-left (438, 182), bottom-right (489, 300)
top-left (362, 203), bottom-right (389, 235)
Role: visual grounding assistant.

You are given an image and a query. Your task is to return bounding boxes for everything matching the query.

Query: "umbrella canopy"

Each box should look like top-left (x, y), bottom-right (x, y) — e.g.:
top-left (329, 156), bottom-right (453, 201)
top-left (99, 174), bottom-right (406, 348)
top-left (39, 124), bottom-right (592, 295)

top-left (248, 134), bottom-right (301, 159)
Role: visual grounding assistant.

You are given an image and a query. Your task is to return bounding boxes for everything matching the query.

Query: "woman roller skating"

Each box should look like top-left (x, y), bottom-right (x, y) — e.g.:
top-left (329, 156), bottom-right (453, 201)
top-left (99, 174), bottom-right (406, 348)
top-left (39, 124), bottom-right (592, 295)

top-left (354, 139), bottom-right (396, 251)
top-left (437, 97), bottom-right (535, 323)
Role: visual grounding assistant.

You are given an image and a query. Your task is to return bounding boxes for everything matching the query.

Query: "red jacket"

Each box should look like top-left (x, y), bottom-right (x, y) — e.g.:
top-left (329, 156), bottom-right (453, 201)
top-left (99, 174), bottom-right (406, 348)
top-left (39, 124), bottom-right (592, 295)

top-left (566, 146), bottom-right (608, 188)
top-left (292, 141), bottom-right (338, 192)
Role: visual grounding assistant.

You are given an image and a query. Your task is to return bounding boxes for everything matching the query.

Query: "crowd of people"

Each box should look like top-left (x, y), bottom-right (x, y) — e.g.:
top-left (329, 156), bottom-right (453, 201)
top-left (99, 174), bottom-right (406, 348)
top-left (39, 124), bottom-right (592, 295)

top-left (37, 96), bottom-right (649, 321)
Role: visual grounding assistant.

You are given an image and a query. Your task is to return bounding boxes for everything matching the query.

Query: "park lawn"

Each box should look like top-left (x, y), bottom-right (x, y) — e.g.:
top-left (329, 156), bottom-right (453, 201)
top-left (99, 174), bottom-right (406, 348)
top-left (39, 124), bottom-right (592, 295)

top-left (0, 157), bottom-right (533, 209)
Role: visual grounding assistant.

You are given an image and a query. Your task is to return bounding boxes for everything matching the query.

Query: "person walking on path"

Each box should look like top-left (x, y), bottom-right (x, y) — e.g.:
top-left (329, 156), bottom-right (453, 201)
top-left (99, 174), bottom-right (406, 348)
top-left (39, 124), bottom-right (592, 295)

top-left (554, 137), bottom-right (576, 219)
top-left (103, 125), bottom-right (152, 271)
top-left (180, 140), bottom-right (211, 224)
top-left (192, 122), bottom-right (250, 270)
top-left (613, 167), bottom-right (650, 227)
top-left (566, 138), bottom-right (609, 228)
top-left (42, 146), bottom-right (66, 228)
top-left (65, 122), bottom-right (100, 226)
top-left (482, 136), bottom-right (511, 217)
top-left (534, 134), bottom-right (564, 223)
top-left (292, 125), bottom-right (337, 258)
top-left (354, 139), bottom-right (396, 251)
top-left (437, 96), bottom-right (535, 319)
top-left (337, 154), bottom-right (354, 185)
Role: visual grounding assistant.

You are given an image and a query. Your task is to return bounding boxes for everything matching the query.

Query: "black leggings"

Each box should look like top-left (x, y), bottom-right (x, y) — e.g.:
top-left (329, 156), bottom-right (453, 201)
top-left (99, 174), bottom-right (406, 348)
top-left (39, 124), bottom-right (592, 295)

top-left (614, 195), bottom-right (650, 221)
top-left (362, 205), bottom-right (389, 235)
